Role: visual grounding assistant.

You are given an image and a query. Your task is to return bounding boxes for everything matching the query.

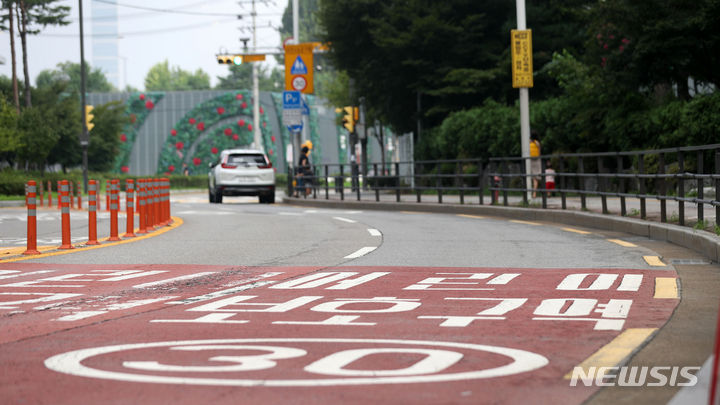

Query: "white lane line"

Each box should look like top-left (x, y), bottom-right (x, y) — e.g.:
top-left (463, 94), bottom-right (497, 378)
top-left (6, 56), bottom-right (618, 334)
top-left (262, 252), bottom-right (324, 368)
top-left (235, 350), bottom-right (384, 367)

top-left (304, 209), bottom-right (318, 213)
top-left (344, 246), bottom-right (377, 259)
top-left (133, 272), bottom-right (217, 289)
top-left (344, 210), bottom-right (363, 214)
top-left (333, 216), bottom-right (357, 223)
top-left (367, 228), bottom-right (381, 237)
top-left (279, 212), bottom-right (301, 216)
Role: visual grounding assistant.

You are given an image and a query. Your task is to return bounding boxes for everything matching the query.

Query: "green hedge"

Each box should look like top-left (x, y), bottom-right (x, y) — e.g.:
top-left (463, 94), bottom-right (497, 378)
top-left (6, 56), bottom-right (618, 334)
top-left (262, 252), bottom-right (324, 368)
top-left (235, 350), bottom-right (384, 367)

top-left (1, 169), bottom-right (288, 196)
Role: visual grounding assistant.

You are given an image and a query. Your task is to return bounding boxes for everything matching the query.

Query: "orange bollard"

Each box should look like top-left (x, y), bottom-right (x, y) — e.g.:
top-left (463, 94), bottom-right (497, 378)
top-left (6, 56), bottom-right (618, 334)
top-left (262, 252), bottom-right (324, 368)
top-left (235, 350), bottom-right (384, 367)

top-left (136, 179), bottom-right (147, 234)
top-left (154, 178), bottom-right (161, 227)
top-left (86, 180), bottom-right (100, 245)
top-left (159, 178), bottom-right (168, 226)
top-left (123, 179), bottom-right (136, 238)
top-left (77, 181), bottom-right (82, 209)
top-left (108, 179), bottom-right (120, 241)
top-left (23, 181), bottom-right (41, 255)
top-left (106, 179), bottom-right (111, 212)
top-left (69, 181), bottom-right (75, 209)
top-left (59, 180), bottom-right (73, 249)
top-left (146, 178), bottom-right (155, 229)
top-left (166, 178), bottom-right (172, 225)
top-left (47, 180), bottom-right (52, 207)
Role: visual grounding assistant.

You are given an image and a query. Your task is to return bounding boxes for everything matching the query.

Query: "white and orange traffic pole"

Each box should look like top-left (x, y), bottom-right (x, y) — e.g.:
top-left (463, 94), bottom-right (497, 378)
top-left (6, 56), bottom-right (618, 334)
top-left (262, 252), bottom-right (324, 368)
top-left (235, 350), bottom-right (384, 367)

top-left (86, 180), bottom-right (100, 245)
top-left (153, 178), bottom-right (160, 228)
top-left (23, 181), bottom-right (41, 255)
top-left (123, 179), bottom-right (136, 238)
top-left (108, 179), bottom-right (120, 241)
top-left (59, 180), bottom-right (73, 250)
top-left (136, 179), bottom-right (147, 234)
top-left (77, 181), bottom-right (82, 209)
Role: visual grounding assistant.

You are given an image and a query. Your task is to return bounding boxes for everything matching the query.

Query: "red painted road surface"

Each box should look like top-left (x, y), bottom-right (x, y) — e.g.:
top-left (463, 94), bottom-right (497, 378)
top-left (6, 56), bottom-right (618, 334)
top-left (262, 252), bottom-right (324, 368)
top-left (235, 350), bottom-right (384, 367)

top-left (0, 264), bottom-right (678, 404)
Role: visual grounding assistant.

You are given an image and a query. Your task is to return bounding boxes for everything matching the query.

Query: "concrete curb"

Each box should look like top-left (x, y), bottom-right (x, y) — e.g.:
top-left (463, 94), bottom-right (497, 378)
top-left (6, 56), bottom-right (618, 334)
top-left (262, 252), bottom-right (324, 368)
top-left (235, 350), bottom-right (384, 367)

top-left (283, 196), bottom-right (720, 263)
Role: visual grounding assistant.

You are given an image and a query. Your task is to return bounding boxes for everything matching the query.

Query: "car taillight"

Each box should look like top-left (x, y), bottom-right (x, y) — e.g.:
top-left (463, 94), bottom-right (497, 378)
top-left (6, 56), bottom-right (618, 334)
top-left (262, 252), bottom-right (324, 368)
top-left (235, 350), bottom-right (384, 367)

top-left (221, 163), bottom-right (237, 169)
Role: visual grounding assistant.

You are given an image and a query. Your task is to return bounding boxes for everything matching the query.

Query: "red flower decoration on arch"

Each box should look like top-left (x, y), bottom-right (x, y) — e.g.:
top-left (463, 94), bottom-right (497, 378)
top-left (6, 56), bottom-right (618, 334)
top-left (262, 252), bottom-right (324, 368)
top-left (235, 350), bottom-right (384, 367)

top-left (241, 102), bottom-right (247, 109)
top-left (247, 124), bottom-right (253, 131)
top-left (171, 129), bottom-right (177, 136)
top-left (139, 94), bottom-right (145, 100)
top-left (168, 165), bottom-right (175, 172)
top-left (232, 134), bottom-right (239, 141)
top-left (271, 135), bottom-right (276, 143)
top-left (237, 119), bottom-right (245, 127)
top-left (260, 107), bottom-right (264, 114)
top-left (193, 157), bottom-right (202, 166)
top-left (224, 128), bottom-right (232, 136)
top-left (189, 118), bottom-right (196, 125)
top-left (145, 100), bottom-right (154, 110)
top-left (217, 107), bottom-right (225, 115)
top-left (197, 122), bottom-right (205, 131)
top-left (236, 93), bottom-right (243, 100)
top-left (175, 141), bottom-right (184, 150)
top-left (268, 149), bottom-right (274, 156)
top-left (121, 166), bottom-right (130, 173)
top-left (211, 147), bottom-right (219, 154)
top-left (120, 133), bottom-right (127, 142)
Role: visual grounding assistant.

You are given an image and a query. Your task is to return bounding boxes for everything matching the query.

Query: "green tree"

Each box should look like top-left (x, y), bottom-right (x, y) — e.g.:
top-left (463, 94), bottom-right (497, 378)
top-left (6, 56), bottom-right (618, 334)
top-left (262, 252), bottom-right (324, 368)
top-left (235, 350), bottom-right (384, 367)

top-left (87, 101), bottom-right (126, 172)
top-left (36, 61), bottom-right (115, 93)
top-left (215, 63), bottom-right (284, 92)
top-left (144, 60), bottom-right (211, 91)
top-left (16, 106), bottom-right (57, 171)
top-left (0, 98), bottom-right (22, 158)
top-left (14, 0), bottom-right (70, 106)
top-left (32, 82), bottom-right (82, 172)
top-left (588, 0), bottom-right (720, 99)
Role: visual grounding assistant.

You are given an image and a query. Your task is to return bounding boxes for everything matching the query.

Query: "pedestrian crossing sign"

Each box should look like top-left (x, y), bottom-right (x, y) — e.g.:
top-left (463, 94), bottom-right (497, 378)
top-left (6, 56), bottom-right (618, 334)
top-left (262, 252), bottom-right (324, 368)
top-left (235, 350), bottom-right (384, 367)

top-left (285, 43), bottom-right (314, 94)
top-left (291, 56), bottom-right (308, 75)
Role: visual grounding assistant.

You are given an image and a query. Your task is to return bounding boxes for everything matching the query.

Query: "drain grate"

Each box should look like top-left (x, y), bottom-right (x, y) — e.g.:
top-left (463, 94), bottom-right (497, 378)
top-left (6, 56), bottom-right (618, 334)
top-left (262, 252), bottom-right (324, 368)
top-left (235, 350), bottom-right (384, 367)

top-left (670, 258), bottom-right (711, 265)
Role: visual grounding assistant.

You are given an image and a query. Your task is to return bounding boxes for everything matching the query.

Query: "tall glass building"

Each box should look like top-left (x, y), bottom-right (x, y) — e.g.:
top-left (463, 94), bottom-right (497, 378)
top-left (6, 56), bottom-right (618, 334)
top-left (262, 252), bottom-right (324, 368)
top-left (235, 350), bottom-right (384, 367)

top-left (91, 1), bottom-right (119, 89)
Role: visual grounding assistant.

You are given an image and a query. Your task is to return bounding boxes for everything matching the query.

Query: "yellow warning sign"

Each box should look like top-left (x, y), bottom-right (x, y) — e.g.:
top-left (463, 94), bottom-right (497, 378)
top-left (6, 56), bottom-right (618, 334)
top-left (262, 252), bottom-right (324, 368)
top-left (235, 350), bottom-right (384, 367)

top-left (285, 43), bottom-right (314, 94)
top-left (511, 29), bottom-right (533, 88)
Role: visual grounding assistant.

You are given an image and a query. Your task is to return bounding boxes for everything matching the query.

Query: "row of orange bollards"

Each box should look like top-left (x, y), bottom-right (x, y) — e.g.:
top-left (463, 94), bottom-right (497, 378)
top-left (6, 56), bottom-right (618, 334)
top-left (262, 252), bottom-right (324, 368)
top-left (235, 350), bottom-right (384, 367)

top-left (23, 178), bottom-right (172, 255)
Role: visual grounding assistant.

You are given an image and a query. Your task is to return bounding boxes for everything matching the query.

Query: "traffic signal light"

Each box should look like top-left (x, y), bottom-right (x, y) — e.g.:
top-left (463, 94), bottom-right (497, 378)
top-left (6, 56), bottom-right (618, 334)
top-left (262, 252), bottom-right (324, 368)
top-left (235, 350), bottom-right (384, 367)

top-left (84, 105), bottom-right (94, 132)
top-left (342, 106), bottom-right (355, 133)
top-left (217, 54), bottom-right (243, 65)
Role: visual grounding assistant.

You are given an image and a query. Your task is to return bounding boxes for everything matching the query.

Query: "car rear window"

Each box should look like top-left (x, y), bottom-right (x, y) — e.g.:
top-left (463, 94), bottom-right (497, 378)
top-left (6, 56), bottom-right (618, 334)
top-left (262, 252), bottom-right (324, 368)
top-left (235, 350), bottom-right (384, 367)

top-left (227, 154), bottom-right (266, 166)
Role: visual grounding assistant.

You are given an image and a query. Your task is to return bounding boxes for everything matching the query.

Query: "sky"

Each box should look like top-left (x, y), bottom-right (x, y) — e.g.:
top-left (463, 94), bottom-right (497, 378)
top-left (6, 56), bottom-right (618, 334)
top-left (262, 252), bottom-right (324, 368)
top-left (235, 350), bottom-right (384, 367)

top-left (0, 0), bottom-right (288, 90)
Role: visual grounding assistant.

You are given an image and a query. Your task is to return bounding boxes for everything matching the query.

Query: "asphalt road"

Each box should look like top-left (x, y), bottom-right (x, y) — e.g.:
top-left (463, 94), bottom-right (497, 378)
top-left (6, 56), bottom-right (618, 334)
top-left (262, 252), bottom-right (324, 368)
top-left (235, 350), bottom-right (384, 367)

top-left (1, 193), bottom-right (718, 404)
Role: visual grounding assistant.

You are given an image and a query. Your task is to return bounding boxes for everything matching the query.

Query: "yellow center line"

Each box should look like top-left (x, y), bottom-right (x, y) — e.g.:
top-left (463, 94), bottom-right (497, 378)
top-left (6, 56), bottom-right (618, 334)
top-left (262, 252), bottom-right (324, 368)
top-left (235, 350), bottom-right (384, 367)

top-left (564, 328), bottom-right (658, 379)
top-left (457, 214), bottom-right (485, 219)
top-left (643, 255), bottom-right (667, 267)
top-left (510, 219), bottom-right (540, 226)
top-left (607, 239), bottom-right (638, 248)
top-left (654, 277), bottom-right (679, 299)
top-left (562, 227), bottom-right (591, 235)
top-left (0, 216), bottom-right (184, 263)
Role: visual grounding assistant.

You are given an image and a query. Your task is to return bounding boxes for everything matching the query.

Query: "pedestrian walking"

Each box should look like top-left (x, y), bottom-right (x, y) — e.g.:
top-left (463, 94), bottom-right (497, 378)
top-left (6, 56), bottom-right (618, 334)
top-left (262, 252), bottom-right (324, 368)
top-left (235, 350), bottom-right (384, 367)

top-left (530, 131), bottom-right (541, 198)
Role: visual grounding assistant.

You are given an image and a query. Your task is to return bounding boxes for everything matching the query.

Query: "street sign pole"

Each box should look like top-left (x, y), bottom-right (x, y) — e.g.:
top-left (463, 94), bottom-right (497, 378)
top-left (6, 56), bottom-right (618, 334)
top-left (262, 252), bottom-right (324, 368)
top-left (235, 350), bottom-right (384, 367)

top-left (78, 0), bottom-right (88, 193)
top-left (516, 0), bottom-right (531, 200)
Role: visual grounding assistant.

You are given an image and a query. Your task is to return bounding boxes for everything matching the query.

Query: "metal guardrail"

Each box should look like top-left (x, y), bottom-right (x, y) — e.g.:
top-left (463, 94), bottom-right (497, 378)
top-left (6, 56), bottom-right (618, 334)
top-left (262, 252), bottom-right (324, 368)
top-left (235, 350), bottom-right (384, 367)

top-left (289, 143), bottom-right (720, 228)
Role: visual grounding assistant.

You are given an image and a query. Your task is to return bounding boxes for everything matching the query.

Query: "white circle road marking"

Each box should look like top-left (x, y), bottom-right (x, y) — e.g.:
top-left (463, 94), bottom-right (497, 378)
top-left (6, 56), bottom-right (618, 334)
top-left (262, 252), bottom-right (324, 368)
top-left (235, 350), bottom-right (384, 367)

top-left (44, 338), bottom-right (548, 386)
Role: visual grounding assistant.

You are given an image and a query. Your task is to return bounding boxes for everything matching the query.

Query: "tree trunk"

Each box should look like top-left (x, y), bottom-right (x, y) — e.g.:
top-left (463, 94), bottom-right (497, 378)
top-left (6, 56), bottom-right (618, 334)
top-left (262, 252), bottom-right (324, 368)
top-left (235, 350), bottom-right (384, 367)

top-left (8, 2), bottom-right (20, 113)
top-left (18, 1), bottom-right (31, 107)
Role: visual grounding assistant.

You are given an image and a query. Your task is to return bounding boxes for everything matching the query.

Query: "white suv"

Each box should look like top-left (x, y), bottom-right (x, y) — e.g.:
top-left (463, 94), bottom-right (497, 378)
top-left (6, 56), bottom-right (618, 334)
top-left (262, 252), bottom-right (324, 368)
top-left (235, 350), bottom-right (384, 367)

top-left (208, 149), bottom-right (275, 204)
